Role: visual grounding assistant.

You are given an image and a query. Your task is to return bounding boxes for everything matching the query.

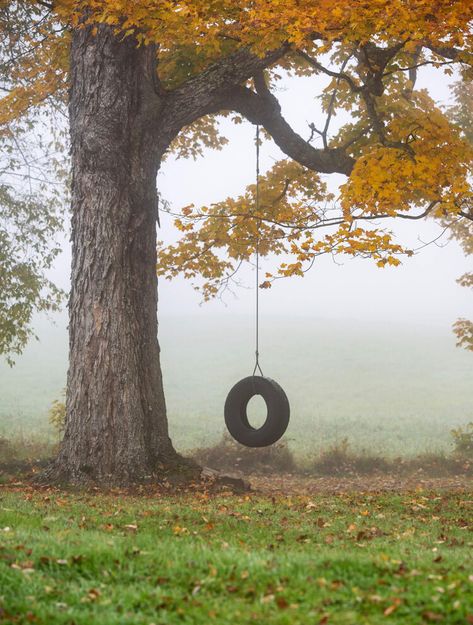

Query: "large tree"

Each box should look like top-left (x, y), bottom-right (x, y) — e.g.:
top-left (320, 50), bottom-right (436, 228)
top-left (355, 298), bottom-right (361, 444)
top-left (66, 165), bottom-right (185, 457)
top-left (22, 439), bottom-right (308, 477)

top-left (1, 0), bottom-right (472, 483)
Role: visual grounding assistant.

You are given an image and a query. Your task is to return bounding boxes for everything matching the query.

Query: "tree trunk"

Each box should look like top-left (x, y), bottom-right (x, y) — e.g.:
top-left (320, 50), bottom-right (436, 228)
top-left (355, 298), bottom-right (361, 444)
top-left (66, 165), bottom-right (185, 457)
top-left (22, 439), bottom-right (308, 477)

top-left (52, 25), bottom-right (183, 483)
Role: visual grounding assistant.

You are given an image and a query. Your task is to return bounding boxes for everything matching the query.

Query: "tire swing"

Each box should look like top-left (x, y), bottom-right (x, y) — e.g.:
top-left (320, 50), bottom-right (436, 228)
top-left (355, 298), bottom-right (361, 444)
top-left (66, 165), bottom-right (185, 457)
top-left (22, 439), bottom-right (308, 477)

top-left (224, 126), bottom-right (290, 448)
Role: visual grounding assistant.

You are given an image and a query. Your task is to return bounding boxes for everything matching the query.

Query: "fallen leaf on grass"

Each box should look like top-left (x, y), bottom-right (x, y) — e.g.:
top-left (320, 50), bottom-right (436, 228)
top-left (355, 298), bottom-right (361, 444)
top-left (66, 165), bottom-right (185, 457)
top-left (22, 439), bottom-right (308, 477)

top-left (11, 561), bottom-right (35, 574)
top-left (101, 523), bottom-right (114, 531)
top-left (89, 589), bottom-right (101, 599)
top-left (276, 596), bottom-right (289, 609)
top-left (261, 593), bottom-right (275, 604)
top-left (123, 524), bottom-right (138, 532)
top-left (384, 598), bottom-right (402, 616)
top-left (330, 580), bottom-right (344, 590)
top-left (81, 588), bottom-right (101, 603)
top-left (369, 594), bottom-right (383, 604)
top-left (422, 612), bottom-right (443, 622)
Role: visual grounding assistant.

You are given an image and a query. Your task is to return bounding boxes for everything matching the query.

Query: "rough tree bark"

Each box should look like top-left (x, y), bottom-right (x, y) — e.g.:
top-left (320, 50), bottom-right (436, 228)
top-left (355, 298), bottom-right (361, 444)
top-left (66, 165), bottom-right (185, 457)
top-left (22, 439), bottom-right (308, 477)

top-left (51, 25), bottom-right (183, 483)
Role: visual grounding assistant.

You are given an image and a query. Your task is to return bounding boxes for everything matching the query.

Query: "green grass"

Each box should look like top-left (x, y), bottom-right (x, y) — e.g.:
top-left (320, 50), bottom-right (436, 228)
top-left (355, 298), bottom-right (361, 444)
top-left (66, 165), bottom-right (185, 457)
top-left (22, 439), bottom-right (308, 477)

top-left (0, 488), bottom-right (472, 624)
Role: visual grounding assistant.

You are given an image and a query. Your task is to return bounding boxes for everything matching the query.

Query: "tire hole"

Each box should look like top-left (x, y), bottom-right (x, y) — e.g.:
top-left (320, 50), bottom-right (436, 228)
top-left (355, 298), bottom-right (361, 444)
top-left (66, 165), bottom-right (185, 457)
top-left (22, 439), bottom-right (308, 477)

top-left (245, 394), bottom-right (268, 429)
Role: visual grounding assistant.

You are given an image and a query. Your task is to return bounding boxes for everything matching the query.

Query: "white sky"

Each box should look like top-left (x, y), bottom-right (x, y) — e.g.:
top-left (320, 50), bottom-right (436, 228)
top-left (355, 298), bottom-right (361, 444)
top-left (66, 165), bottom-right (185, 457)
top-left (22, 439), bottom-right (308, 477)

top-left (48, 65), bottom-right (471, 332)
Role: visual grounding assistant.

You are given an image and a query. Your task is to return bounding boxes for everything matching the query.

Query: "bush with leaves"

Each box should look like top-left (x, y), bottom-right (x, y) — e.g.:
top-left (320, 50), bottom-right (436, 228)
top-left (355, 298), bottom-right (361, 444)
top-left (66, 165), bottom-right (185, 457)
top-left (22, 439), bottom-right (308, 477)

top-left (48, 397), bottom-right (66, 436)
top-left (451, 422), bottom-right (473, 458)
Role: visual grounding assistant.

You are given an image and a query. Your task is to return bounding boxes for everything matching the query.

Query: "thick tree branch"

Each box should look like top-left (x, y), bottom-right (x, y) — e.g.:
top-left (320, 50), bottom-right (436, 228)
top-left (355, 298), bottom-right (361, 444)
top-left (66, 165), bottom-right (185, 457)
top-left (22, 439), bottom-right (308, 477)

top-left (161, 47), bottom-right (355, 176)
top-left (218, 84), bottom-right (355, 175)
top-left (459, 211), bottom-right (473, 222)
top-left (408, 46), bottom-right (422, 89)
top-left (162, 45), bottom-right (289, 131)
top-left (424, 44), bottom-right (464, 60)
top-left (160, 36), bottom-right (470, 178)
top-left (34, 0), bottom-right (54, 8)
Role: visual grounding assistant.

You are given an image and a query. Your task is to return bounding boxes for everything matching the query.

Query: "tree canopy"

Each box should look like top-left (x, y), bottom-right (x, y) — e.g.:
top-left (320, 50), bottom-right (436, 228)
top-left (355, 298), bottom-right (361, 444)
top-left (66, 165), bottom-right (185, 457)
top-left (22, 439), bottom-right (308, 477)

top-left (1, 0), bottom-right (472, 356)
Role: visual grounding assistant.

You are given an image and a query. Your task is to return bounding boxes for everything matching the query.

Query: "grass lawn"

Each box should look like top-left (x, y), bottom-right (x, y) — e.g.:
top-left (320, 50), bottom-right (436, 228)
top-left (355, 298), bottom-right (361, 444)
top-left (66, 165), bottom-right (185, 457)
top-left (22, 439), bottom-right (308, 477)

top-left (0, 485), bottom-right (472, 624)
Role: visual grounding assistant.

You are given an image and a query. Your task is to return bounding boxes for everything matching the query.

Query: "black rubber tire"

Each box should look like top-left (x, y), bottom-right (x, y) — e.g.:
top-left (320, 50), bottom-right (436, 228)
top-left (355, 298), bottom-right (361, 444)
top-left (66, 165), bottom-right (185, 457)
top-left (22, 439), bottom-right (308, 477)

top-left (224, 376), bottom-right (290, 447)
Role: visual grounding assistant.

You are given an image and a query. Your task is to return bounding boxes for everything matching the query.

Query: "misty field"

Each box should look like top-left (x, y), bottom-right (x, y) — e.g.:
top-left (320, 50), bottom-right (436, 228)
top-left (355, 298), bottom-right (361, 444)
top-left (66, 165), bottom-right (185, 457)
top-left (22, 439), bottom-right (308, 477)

top-left (0, 314), bottom-right (471, 459)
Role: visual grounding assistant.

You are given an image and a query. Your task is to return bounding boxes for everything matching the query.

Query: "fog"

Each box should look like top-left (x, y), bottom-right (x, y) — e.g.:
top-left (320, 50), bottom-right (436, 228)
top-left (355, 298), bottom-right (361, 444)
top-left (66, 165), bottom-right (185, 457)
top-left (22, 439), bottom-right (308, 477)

top-left (47, 66), bottom-right (471, 329)
top-left (1, 63), bottom-right (471, 457)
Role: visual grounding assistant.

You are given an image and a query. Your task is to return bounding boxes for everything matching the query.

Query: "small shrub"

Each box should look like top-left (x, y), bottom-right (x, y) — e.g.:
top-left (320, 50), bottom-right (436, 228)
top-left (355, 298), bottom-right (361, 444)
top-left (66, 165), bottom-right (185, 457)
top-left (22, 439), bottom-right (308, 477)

top-left (309, 438), bottom-right (390, 476)
top-left (191, 432), bottom-right (297, 475)
top-left (313, 438), bottom-right (351, 475)
top-left (405, 451), bottom-right (471, 477)
top-left (0, 434), bottom-right (55, 468)
top-left (48, 397), bottom-right (66, 435)
top-left (451, 422), bottom-right (473, 458)
top-left (0, 436), bottom-right (15, 463)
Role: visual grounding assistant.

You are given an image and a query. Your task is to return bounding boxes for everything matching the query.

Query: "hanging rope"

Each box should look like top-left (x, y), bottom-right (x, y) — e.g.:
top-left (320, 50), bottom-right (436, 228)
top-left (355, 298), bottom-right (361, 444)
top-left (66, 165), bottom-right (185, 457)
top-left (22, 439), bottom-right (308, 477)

top-left (253, 124), bottom-right (264, 377)
top-left (224, 124), bottom-right (290, 449)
